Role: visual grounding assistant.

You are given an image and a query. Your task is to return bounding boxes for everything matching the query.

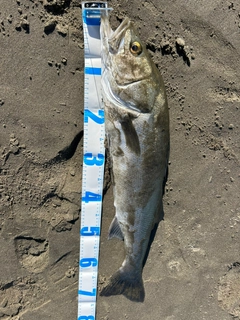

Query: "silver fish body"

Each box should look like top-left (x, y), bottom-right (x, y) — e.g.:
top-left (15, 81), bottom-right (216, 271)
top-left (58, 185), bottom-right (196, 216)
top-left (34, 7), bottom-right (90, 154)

top-left (100, 15), bottom-right (170, 302)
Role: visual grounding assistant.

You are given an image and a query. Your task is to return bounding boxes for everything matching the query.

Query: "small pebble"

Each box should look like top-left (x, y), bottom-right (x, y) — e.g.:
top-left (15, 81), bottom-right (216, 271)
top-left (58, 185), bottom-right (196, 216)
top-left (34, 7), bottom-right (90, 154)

top-left (228, 123), bottom-right (234, 129)
top-left (7, 15), bottom-right (13, 23)
top-left (56, 24), bottom-right (67, 37)
top-left (55, 62), bottom-right (61, 69)
top-left (15, 23), bottom-right (21, 31)
top-left (61, 57), bottom-right (67, 65)
top-left (20, 19), bottom-right (30, 32)
top-left (176, 37), bottom-right (185, 47)
top-left (70, 170), bottom-right (75, 176)
top-left (44, 19), bottom-right (56, 34)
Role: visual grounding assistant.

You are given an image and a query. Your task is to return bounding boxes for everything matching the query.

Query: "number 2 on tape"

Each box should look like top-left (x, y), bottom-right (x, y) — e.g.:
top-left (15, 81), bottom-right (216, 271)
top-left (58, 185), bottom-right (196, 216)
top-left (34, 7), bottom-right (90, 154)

top-left (84, 109), bottom-right (104, 124)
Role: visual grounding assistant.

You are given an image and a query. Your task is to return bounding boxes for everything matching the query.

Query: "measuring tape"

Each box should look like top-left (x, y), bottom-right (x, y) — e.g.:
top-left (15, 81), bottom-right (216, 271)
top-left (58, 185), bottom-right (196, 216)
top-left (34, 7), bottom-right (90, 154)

top-left (78, 2), bottom-right (110, 319)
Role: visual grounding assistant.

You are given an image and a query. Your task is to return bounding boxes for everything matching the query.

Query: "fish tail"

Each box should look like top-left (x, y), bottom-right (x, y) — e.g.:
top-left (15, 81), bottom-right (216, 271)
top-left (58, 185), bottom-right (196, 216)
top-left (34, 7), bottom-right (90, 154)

top-left (100, 266), bottom-right (145, 302)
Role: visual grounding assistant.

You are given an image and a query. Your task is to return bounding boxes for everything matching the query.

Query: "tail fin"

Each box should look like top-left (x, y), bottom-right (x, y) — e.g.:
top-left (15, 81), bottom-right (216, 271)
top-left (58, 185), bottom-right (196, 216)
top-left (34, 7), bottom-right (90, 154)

top-left (100, 267), bottom-right (145, 302)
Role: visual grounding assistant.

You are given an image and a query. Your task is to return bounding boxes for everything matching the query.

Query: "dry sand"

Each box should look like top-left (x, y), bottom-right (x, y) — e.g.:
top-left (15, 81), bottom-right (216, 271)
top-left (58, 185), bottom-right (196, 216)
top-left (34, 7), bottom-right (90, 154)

top-left (0, 0), bottom-right (239, 319)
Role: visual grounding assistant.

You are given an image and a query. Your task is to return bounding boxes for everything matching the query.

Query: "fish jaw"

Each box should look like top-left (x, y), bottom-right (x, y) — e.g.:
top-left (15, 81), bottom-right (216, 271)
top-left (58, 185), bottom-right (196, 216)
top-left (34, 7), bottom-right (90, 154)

top-left (101, 16), bottom-right (131, 54)
top-left (108, 17), bottom-right (131, 53)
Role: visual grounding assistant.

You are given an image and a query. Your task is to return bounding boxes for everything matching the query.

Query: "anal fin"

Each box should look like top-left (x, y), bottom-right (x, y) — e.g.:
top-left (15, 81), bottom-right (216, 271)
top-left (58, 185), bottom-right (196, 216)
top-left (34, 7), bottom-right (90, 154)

top-left (108, 216), bottom-right (124, 240)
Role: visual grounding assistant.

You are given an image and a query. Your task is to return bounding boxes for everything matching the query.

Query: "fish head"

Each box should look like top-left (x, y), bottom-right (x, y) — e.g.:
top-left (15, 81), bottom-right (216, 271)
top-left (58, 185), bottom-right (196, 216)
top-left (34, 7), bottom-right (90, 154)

top-left (101, 15), bottom-right (161, 113)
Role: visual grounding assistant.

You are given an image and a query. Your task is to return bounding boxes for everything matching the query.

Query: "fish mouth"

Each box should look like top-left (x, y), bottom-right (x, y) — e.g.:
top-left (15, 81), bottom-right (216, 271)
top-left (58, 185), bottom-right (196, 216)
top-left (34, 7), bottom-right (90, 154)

top-left (101, 15), bottom-right (131, 53)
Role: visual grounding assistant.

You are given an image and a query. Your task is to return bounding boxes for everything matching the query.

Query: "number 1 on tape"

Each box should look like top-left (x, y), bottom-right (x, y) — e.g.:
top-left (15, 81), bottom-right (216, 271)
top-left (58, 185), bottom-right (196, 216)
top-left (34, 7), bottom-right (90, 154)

top-left (78, 2), bottom-right (110, 320)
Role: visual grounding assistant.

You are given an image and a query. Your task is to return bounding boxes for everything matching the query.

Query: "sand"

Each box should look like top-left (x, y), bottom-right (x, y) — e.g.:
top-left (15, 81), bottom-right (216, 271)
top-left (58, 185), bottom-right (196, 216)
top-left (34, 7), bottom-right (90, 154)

top-left (0, 0), bottom-right (239, 319)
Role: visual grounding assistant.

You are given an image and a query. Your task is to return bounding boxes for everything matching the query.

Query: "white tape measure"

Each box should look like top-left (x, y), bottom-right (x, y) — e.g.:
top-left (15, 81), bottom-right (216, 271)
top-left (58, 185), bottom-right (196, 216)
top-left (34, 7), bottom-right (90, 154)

top-left (78, 2), bottom-right (110, 319)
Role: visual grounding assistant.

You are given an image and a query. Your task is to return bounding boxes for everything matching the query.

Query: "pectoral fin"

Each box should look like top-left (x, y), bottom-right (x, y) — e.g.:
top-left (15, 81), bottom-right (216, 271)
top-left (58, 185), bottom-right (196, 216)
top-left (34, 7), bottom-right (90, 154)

top-left (108, 216), bottom-right (124, 240)
top-left (119, 116), bottom-right (140, 155)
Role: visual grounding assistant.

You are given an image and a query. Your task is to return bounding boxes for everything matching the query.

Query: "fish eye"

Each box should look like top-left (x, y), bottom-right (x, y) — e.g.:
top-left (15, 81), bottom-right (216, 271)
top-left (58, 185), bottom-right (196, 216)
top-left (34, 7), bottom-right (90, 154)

top-left (130, 41), bottom-right (142, 55)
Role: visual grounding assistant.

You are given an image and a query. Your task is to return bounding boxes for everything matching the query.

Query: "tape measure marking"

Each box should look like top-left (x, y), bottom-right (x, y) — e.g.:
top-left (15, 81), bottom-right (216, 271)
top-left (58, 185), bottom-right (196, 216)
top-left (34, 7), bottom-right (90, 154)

top-left (78, 2), bottom-right (110, 320)
top-left (85, 67), bottom-right (102, 75)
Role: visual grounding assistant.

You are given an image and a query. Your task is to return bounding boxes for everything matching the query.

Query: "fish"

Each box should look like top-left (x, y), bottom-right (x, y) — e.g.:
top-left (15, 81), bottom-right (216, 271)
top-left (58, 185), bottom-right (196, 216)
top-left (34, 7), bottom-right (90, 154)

top-left (100, 14), bottom-right (170, 302)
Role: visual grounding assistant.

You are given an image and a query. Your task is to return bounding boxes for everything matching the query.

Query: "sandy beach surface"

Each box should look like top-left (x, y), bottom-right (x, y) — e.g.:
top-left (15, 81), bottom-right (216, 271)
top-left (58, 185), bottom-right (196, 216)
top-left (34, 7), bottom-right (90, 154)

top-left (0, 0), bottom-right (239, 319)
